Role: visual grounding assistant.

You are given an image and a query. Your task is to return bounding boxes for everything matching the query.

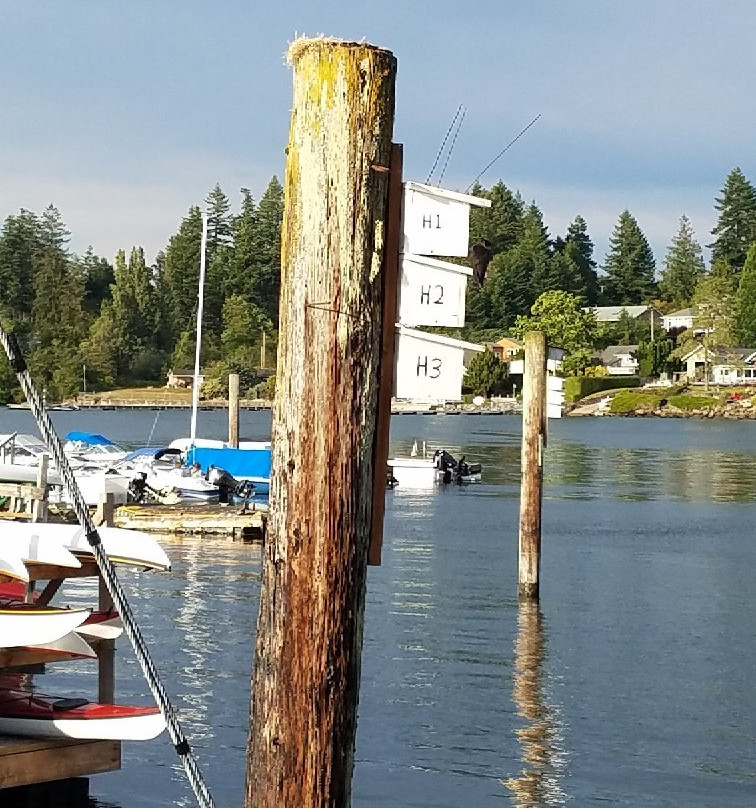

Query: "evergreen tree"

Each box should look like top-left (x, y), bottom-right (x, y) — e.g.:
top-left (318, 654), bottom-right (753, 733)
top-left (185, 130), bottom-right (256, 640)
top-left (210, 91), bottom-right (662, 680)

top-left (227, 188), bottom-right (257, 299)
top-left (463, 350), bottom-right (508, 397)
top-left (710, 167), bottom-right (756, 272)
top-left (249, 176), bottom-right (284, 324)
top-left (38, 204), bottom-right (70, 251)
top-left (602, 211), bottom-right (657, 304)
top-left (78, 248), bottom-right (114, 313)
top-left (659, 215), bottom-right (706, 308)
top-left (0, 210), bottom-right (40, 323)
top-left (204, 184), bottom-right (233, 260)
top-left (468, 181), bottom-right (525, 254)
top-left (563, 215), bottom-right (599, 304)
top-left (159, 206), bottom-right (203, 345)
top-left (734, 243), bottom-right (756, 346)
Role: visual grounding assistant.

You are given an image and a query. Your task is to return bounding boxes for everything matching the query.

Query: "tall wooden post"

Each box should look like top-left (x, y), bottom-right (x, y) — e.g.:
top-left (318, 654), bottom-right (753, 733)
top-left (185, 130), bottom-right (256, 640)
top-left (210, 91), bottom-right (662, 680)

top-left (245, 38), bottom-right (396, 808)
top-left (32, 453), bottom-right (48, 522)
top-left (228, 373), bottom-right (240, 448)
top-left (95, 493), bottom-right (116, 704)
top-left (518, 332), bottom-right (547, 600)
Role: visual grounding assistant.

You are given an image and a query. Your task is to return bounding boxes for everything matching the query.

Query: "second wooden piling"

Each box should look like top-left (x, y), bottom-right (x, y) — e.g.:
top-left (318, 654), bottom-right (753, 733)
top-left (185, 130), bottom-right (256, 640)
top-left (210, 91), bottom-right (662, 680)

top-left (518, 331), bottom-right (547, 600)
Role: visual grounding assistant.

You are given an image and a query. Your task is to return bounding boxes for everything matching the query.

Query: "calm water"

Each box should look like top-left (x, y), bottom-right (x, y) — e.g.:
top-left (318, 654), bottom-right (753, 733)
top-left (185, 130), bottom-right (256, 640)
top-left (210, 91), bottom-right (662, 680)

top-left (2, 408), bottom-right (756, 807)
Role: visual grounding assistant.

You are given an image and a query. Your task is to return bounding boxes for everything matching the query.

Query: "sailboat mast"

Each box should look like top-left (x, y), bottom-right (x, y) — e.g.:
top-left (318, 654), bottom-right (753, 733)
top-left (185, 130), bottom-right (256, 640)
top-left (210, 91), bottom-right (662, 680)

top-left (190, 211), bottom-right (209, 447)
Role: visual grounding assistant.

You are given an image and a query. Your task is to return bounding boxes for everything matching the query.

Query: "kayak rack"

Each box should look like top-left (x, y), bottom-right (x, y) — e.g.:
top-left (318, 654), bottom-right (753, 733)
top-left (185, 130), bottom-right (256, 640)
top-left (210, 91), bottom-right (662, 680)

top-left (1, 326), bottom-right (217, 808)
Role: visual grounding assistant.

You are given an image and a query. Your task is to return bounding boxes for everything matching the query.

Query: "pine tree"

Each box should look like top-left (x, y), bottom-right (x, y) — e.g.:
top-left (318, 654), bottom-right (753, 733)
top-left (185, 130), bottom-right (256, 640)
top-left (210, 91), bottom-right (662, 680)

top-left (734, 244), bottom-right (756, 346)
top-left (78, 248), bottom-right (115, 313)
top-left (0, 210), bottom-right (40, 322)
top-left (710, 167), bottom-right (756, 272)
top-left (602, 211), bottom-right (657, 304)
top-left (517, 204), bottom-right (552, 298)
top-left (38, 204), bottom-right (70, 251)
top-left (563, 215), bottom-right (599, 304)
top-left (468, 180), bottom-right (525, 254)
top-left (659, 215), bottom-right (706, 308)
top-left (159, 206), bottom-right (203, 345)
top-left (249, 177), bottom-right (284, 324)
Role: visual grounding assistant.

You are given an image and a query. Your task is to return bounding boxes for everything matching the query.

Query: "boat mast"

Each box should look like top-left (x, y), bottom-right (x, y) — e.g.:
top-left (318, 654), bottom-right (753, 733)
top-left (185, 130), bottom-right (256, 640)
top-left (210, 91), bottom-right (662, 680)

top-left (190, 211), bottom-right (209, 448)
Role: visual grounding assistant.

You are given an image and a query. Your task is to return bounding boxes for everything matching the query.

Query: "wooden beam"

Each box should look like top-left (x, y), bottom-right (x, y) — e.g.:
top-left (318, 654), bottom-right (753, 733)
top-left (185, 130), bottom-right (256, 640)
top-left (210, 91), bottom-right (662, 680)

top-left (369, 142), bottom-right (403, 566)
top-left (0, 738), bottom-right (120, 789)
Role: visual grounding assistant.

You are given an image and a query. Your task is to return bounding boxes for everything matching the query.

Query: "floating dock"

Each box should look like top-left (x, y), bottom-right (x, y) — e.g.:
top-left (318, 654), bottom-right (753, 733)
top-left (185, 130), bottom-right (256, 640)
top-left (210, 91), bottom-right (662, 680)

top-left (113, 503), bottom-right (267, 541)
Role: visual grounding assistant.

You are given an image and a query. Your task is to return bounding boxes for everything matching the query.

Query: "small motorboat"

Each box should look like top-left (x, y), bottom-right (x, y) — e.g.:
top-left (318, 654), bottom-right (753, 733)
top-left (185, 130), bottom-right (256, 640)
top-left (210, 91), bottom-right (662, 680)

top-left (388, 445), bottom-right (483, 489)
top-left (0, 688), bottom-right (165, 740)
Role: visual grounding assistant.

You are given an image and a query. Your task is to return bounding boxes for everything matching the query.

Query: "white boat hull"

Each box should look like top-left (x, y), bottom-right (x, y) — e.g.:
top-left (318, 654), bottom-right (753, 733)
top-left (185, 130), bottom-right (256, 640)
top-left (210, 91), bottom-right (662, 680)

top-left (0, 523), bottom-right (171, 571)
top-left (0, 608), bottom-right (91, 648)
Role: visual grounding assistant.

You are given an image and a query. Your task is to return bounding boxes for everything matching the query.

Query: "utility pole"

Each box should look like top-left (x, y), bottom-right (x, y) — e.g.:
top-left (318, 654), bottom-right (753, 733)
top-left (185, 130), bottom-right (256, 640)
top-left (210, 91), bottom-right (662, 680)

top-left (245, 37), bottom-right (396, 808)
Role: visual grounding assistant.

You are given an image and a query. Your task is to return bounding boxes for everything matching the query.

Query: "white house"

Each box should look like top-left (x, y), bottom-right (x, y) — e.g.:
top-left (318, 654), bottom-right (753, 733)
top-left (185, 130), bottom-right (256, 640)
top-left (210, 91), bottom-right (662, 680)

top-left (589, 305), bottom-right (663, 330)
top-left (600, 345), bottom-right (639, 376)
top-left (662, 308), bottom-right (695, 332)
top-left (680, 345), bottom-right (756, 384)
top-left (508, 346), bottom-right (566, 376)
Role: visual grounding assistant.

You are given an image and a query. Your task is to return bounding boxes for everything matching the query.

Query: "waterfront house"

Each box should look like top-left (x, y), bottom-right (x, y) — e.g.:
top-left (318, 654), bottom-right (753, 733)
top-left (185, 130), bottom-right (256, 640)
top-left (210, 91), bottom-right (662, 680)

top-left (600, 345), bottom-right (639, 376)
top-left (680, 345), bottom-right (756, 384)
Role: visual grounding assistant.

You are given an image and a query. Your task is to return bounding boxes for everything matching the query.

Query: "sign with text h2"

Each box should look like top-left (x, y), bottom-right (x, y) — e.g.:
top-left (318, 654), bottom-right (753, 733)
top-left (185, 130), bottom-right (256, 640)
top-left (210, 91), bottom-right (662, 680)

top-left (393, 326), bottom-right (483, 401)
top-left (401, 181), bottom-right (491, 257)
top-left (398, 254), bottom-right (472, 327)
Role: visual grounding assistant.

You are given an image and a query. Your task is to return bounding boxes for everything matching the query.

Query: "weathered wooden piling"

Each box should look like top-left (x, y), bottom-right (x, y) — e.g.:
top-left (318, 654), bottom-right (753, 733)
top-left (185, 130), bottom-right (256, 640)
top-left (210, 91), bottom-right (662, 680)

top-left (228, 373), bottom-right (240, 448)
top-left (518, 331), bottom-right (547, 600)
top-left (245, 38), bottom-right (396, 808)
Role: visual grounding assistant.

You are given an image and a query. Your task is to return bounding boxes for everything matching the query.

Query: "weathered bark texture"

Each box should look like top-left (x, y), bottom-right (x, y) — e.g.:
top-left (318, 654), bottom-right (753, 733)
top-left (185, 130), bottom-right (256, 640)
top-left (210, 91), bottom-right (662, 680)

top-left (518, 331), bottom-right (546, 601)
top-left (245, 38), bottom-right (396, 808)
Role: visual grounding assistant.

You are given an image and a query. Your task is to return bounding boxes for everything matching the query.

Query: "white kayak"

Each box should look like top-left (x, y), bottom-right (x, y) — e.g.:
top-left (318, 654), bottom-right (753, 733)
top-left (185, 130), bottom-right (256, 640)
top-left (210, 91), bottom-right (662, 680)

top-left (0, 606), bottom-right (91, 648)
top-left (0, 553), bottom-right (29, 584)
top-left (0, 689), bottom-right (165, 740)
top-left (0, 523), bottom-right (171, 571)
top-left (77, 610), bottom-right (123, 640)
top-left (19, 631), bottom-right (97, 660)
top-left (2, 534), bottom-right (81, 569)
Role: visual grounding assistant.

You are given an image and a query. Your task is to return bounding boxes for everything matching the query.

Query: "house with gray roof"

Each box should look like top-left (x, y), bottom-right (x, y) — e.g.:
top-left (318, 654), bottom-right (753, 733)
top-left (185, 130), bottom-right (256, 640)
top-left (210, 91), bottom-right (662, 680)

top-left (680, 345), bottom-right (756, 384)
top-left (600, 345), bottom-right (639, 376)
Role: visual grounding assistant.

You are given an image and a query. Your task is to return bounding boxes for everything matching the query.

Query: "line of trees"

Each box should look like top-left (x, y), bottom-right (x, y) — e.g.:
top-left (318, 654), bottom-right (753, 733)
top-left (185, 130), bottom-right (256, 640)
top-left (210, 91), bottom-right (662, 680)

top-left (0, 179), bottom-right (283, 402)
top-left (2, 166), bottom-right (756, 402)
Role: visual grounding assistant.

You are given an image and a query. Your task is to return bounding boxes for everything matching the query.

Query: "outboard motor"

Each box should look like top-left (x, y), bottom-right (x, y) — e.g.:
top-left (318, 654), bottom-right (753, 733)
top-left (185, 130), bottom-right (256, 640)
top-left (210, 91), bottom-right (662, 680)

top-left (207, 465), bottom-right (254, 504)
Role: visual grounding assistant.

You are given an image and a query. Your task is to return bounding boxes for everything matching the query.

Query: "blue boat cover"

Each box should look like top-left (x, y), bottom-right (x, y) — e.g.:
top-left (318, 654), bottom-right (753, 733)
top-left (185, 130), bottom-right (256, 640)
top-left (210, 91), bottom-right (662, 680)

top-left (66, 431), bottom-right (116, 446)
top-left (185, 447), bottom-right (271, 481)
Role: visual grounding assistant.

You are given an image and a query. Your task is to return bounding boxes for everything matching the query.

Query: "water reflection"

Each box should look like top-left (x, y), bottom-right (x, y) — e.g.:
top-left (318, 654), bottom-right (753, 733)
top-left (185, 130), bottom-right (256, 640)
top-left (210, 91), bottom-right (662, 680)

top-left (504, 602), bottom-right (567, 807)
top-left (547, 441), bottom-right (756, 503)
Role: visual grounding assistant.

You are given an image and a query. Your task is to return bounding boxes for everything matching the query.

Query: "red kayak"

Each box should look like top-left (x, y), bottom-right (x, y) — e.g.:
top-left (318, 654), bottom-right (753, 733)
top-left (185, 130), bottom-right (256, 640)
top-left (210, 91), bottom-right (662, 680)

top-left (0, 688), bottom-right (165, 740)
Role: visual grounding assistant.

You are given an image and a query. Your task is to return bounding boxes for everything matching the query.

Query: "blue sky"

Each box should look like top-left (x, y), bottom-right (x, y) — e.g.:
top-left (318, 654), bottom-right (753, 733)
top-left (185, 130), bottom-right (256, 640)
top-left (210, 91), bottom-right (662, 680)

top-left (2, 1), bottom-right (754, 270)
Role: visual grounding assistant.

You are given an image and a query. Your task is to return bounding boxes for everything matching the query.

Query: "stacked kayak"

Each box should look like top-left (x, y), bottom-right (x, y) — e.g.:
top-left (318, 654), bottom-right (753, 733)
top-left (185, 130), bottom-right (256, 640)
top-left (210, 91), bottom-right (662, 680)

top-left (0, 520), bottom-right (170, 740)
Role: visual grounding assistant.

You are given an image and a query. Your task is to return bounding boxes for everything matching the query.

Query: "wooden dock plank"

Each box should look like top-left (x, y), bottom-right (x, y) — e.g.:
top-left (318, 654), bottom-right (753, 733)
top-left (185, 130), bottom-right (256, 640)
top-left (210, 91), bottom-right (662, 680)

top-left (0, 737), bottom-right (120, 788)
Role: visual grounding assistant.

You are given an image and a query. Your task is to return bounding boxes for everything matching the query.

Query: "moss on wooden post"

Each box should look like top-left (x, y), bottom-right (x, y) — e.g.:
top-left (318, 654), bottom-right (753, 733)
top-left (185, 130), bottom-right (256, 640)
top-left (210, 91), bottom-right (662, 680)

top-left (245, 38), bottom-right (396, 808)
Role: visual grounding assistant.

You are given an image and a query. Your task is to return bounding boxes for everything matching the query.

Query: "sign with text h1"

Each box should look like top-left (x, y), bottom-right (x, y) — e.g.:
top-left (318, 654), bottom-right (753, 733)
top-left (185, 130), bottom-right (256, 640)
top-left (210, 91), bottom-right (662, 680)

top-left (401, 182), bottom-right (491, 257)
top-left (393, 325), bottom-right (483, 401)
top-left (398, 254), bottom-right (472, 327)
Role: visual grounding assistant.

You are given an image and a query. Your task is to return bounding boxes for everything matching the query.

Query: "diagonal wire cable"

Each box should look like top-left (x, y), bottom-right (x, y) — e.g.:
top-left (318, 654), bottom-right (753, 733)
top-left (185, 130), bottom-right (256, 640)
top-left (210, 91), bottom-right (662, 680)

top-left (437, 106), bottom-right (466, 186)
top-left (426, 104), bottom-right (464, 184)
top-left (0, 326), bottom-right (216, 808)
top-left (465, 113), bottom-right (542, 192)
